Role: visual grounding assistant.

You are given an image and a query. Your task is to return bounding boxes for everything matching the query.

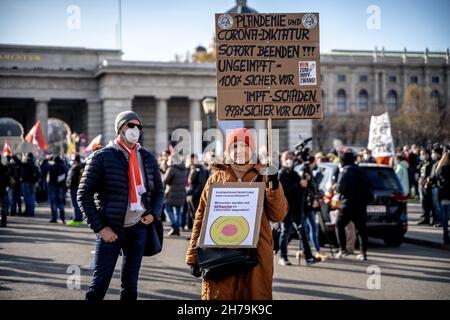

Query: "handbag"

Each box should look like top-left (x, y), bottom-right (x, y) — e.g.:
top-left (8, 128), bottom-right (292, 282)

top-left (196, 247), bottom-right (258, 280)
top-left (143, 218), bottom-right (163, 256)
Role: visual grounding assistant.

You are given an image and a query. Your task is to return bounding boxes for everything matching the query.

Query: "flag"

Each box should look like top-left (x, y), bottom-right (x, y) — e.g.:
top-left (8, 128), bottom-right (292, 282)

top-left (2, 141), bottom-right (13, 157)
top-left (85, 134), bottom-right (102, 152)
top-left (66, 133), bottom-right (76, 155)
top-left (25, 121), bottom-right (47, 151)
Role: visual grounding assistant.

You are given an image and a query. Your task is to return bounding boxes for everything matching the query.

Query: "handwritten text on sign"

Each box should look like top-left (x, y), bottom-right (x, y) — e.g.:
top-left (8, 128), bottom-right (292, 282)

top-left (216, 13), bottom-right (322, 120)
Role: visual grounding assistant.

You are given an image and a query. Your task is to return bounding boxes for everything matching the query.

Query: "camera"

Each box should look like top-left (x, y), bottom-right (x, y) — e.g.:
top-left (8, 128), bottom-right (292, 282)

top-left (293, 136), bottom-right (313, 165)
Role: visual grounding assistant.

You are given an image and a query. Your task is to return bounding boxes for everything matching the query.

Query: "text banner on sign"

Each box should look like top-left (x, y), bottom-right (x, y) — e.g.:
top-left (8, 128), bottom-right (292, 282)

top-left (215, 12), bottom-right (322, 120)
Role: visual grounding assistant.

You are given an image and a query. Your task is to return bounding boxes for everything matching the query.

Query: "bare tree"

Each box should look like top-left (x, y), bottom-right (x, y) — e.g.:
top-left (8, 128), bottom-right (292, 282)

top-left (391, 85), bottom-right (450, 145)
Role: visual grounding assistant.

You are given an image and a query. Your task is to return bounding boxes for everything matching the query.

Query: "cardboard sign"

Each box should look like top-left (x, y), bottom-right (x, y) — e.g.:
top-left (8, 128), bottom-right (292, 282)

top-left (197, 182), bottom-right (266, 248)
top-left (368, 112), bottom-right (395, 157)
top-left (215, 13), bottom-right (322, 120)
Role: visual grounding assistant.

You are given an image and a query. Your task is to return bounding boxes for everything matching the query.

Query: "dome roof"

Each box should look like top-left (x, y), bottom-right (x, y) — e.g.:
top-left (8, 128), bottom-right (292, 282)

top-left (195, 45), bottom-right (207, 52)
top-left (226, 0), bottom-right (258, 14)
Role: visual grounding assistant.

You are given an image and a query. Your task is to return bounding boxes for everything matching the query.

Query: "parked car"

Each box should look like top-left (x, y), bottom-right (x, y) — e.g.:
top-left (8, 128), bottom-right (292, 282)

top-left (311, 162), bottom-right (408, 247)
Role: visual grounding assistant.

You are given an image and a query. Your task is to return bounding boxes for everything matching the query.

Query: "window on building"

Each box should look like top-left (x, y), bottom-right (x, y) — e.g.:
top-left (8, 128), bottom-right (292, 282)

top-left (336, 89), bottom-right (347, 112)
top-left (358, 90), bottom-right (369, 112)
top-left (410, 76), bottom-right (418, 84)
top-left (337, 74), bottom-right (346, 82)
top-left (387, 90), bottom-right (398, 111)
top-left (388, 75), bottom-right (397, 83)
top-left (431, 90), bottom-right (440, 107)
top-left (359, 75), bottom-right (368, 82)
top-left (431, 76), bottom-right (440, 84)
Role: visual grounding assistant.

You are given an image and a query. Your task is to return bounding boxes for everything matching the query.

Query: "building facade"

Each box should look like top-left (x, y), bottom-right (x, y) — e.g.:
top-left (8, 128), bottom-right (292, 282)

top-left (0, 44), bottom-right (449, 154)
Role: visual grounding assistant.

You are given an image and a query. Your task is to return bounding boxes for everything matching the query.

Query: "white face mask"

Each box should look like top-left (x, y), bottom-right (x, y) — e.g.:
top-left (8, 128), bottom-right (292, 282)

top-left (124, 126), bottom-right (140, 144)
top-left (1, 156), bottom-right (7, 166)
top-left (431, 154), bottom-right (438, 161)
top-left (363, 154), bottom-right (370, 160)
top-left (284, 159), bottom-right (294, 168)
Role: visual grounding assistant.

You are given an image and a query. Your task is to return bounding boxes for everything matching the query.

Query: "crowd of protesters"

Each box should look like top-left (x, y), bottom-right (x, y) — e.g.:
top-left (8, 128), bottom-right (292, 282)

top-left (2, 141), bottom-right (449, 247)
top-left (1, 108), bottom-right (449, 301)
top-left (0, 151), bottom-right (88, 227)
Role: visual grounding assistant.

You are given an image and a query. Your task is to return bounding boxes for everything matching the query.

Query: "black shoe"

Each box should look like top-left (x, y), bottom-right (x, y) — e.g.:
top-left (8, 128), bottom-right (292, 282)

top-left (0, 223), bottom-right (6, 227)
top-left (306, 257), bottom-right (321, 265)
top-left (49, 219), bottom-right (57, 223)
top-left (417, 219), bottom-right (430, 225)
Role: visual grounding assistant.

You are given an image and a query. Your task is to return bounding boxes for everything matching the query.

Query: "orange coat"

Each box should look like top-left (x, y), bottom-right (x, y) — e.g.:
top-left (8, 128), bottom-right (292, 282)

top-left (185, 163), bottom-right (288, 300)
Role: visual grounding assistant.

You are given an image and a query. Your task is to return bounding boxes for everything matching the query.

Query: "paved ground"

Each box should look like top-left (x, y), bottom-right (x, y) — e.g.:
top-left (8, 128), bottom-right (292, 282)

top-left (404, 202), bottom-right (448, 249)
top-left (0, 203), bottom-right (449, 300)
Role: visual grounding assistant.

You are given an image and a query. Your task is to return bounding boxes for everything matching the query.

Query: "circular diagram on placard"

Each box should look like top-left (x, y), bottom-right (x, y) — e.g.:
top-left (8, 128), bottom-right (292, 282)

top-left (210, 216), bottom-right (250, 246)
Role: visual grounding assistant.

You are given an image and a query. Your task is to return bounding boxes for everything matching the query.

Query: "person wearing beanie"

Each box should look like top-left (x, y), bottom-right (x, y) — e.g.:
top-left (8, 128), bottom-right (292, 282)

top-left (186, 127), bottom-right (288, 300)
top-left (335, 151), bottom-right (372, 261)
top-left (78, 110), bottom-right (164, 300)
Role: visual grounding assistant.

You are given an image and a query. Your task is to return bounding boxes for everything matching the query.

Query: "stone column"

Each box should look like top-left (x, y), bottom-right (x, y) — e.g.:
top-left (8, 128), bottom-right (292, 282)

top-left (189, 98), bottom-right (202, 132)
top-left (155, 96), bottom-right (169, 154)
top-left (87, 99), bottom-right (103, 142)
top-left (102, 98), bottom-right (132, 143)
top-left (349, 73), bottom-right (356, 113)
top-left (373, 70), bottom-right (379, 111)
top-left (380, 71), bottom-right (386, 107)
top-left (189, 98), bottom-right (203, 156)
top-left (35, 98), bottom-right (49, 140)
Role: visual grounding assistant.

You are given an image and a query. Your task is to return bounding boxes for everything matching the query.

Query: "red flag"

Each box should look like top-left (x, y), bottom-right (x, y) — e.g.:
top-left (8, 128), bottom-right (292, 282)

top-left (85, 134), bottom-right (102, 152)
top-left (2, 141), bottom-right (12, 156)
top-left (25, 121), bottom-right (47, 151)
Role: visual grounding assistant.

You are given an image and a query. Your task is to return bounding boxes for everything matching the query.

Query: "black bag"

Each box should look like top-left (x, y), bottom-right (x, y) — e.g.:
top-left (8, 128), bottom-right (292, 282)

top-left (196, 247), bottom-right (258, 280)
top-left (143, 219), bottom-right (163, 256)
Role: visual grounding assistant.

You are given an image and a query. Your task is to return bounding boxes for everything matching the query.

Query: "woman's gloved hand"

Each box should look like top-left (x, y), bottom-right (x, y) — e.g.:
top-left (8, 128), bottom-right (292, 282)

top-left (190, 264), bottom-right (201, 278)
top-left (266, 172), bottom-right (279, 190)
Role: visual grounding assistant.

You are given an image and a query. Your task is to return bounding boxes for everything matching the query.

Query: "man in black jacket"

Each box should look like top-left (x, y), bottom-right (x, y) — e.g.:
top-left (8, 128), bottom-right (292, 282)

top-left (78, 111), bottom-right (164, 300)
top-left (186, 153), bottom-right (208, 230)
top-left (418, 148), bottom-right (434, 225)
top-left (335, 151), bottom-right (372, 261)
top-left (278, 151), bottom-right (321, 266)
top-left (66, 154), bottom-right (84, 226)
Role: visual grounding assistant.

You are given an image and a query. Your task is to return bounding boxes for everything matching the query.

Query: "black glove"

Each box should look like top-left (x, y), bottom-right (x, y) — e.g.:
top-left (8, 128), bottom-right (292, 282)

top-left (266, 172), bottom-right (279, 190)
top-left (190, 264), bottom-right (201, 278)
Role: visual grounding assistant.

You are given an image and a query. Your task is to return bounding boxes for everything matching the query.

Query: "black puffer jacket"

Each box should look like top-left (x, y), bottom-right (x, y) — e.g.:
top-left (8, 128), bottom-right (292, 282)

top-left (163, 163), bottom-right (187, 206)
top-left (77, 144), bottom-right (164, 235)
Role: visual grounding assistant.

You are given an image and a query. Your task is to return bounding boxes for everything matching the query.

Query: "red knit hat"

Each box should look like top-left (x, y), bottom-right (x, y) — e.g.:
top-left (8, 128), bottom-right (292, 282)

top-left (225, 128), bottom-right (256, 153)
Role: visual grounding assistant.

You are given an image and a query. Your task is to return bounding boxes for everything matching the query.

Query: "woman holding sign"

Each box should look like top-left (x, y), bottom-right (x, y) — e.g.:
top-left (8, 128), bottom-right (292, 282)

top-left (186, 128), bottom-right (288, 300)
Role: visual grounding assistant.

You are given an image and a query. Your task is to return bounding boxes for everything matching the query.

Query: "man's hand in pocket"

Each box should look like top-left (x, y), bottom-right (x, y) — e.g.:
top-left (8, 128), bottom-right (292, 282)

top-left (141, 214), bottom-right (154, 225)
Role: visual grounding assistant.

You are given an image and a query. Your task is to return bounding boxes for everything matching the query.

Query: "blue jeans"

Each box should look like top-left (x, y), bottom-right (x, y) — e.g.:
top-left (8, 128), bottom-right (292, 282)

top-left (278, 218), bottom-right (313, 260)
top-left (86, 222), bottom-right (148, 300)
top-left (305, 210), bottom-right (320, 251)
top-left (70, 189), bottom-right (82, 221)
top-left (165, 205), bottom-right (184, 231)
top-left (432, 187), bottom-right (442, 224)
top-left (21, 182), bottom-right (35, 215)
top-left (48, 185), bottom-right (66, 222)
top-left (7, 186), bottom-right (22, 214)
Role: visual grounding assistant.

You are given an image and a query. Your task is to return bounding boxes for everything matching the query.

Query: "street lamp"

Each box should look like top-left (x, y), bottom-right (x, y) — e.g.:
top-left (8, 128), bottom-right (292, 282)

top-left (202, 97), bottom-right (216, 129)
